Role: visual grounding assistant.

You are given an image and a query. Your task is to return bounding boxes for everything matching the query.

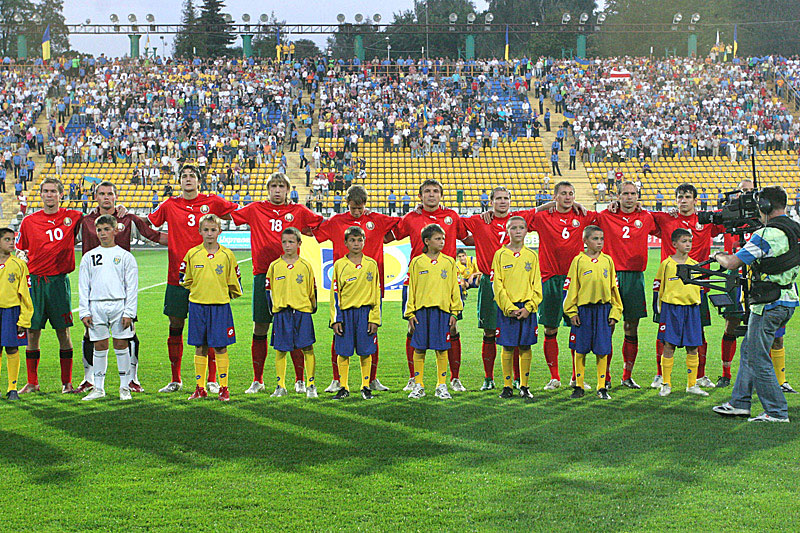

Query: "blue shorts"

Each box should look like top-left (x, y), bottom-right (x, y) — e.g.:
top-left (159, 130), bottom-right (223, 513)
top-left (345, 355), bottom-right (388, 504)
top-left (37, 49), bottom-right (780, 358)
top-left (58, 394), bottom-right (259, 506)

top-left (658, 302), bottom-right (702, 348)
top-left (334, 306), bottom-right (377, 358)
top-left (271, 308), bottom-right (316, 352)
top-left (404, 282), bottom-right (462, 321)
top-left (496, 303), bottom-right (539, 348)
top-left (188, 302), bottom-right (236, 348)
top-left (776, 326), bottom-right (785, 338)
top-left (0, 306), bottom-right (26, 348)
top-left (568, 303), bottom-right (613, 356)
top-left (410, 307), bottom-right (451, 352)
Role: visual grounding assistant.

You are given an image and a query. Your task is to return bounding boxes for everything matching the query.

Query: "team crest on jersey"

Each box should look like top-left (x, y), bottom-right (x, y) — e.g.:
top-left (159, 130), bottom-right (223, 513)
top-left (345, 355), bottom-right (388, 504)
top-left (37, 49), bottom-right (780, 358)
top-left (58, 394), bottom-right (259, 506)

top-left (634, 220), bottom-right (643, 228)
top-left (296, 274), bottom-right (304, 284)
top-left (64, 217), bottom-right (72, 227)
top-left (117, 223), bottom-right (125, 231)
top-left (285, 213), bottom-right (295, 222)
top-left (200, 205), bottom-right (210, 214)
top-left (113, 256), bottom-right (121, 265)
top-left (695, 222), bottom-right (703, 230)
top-left (525, 261), bottom-right (532, 272)
top-left (444, 216), bottom-right (453, 225)
top-left (215, 264), bottom-right (224, 275)
top-left (366, 272), bottom-right (373, 281)
top-left (7, 273), bottom-right (15, 284)
top-left (571, 219), bottom-right (580, 227)
top-left (440, 269), bottom-right (448, 279)
top-left (366, 221), bottom-right (375, 230)
top-left (603, 268), bottom-right (608, 278)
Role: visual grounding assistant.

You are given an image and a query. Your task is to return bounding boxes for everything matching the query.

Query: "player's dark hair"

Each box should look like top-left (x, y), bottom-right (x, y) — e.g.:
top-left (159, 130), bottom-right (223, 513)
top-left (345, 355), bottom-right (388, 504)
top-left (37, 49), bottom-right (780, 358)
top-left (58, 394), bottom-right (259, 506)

top-left (95, 214), bottom-right (117, 229)
top-left (583, 225), bottom-right (603, 239)
top-left (346, 184), bottom-right (368, 205)
top-left (456, 248), bottom-right (466, 256)
top-left (179, 164), bottom-right (201, 181)
top-left (554, 181), bottom-right (573, 195)
top-left (759, 186), bottom-right (787, 211)
top-left (282, 226), bottom-right (302, 243)
top-left (418, 178), bottom-right (444, 196)
top-left (0, 227), bottom-right (14, 239)
top-left (40, 177), bottom-right (64, 195)
top-left (675, 183), bottom-right (697, 198)
top-left (344, 225), bottom-right (365, 241)
top-left (420, 223), bottom-right (445, 253)
top-left (490, 186), bottom-right (511, 201)
top-left (671, 228), bottom-right (692, 243)
top-left (94, 180), bottom-right (117, 197)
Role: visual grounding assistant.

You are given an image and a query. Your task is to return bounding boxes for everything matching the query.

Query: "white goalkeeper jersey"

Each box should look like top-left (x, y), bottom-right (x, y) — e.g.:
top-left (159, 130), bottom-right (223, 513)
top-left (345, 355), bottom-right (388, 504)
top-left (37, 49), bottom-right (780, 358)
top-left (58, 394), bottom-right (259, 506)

top-left (78, 245), bottom-right (138, 319)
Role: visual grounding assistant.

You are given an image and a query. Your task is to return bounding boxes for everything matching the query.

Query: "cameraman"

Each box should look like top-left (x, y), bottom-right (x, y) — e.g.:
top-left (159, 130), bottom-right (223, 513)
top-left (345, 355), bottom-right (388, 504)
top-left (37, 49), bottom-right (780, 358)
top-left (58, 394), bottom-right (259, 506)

top-left (712, 186), bottom-right (800, 422)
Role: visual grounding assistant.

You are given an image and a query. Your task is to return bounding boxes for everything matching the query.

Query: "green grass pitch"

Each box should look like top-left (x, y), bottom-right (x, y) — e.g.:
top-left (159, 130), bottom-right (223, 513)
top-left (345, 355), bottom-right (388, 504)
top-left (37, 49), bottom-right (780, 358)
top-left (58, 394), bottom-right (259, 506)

top-left (2, 248), bottom-right (800, 530)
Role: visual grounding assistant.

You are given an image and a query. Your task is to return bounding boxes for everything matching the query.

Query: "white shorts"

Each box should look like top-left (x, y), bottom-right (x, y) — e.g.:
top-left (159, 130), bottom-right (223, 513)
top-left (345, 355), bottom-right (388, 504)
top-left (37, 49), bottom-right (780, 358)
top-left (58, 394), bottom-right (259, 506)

top-left (87, 300), bottom-right (135, 341)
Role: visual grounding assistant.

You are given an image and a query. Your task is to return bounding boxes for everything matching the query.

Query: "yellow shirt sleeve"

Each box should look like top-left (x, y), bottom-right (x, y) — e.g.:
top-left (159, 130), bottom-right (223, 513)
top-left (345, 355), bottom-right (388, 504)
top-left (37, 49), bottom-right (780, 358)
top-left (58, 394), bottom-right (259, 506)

top-left (448, 258), bottom-right (464, 316)
top-left (225, 248), bottom-right (242, 300)
top-left (404, 256), bottom-right (420, 319)
top-left (329, 260), bottom-right (341, 326)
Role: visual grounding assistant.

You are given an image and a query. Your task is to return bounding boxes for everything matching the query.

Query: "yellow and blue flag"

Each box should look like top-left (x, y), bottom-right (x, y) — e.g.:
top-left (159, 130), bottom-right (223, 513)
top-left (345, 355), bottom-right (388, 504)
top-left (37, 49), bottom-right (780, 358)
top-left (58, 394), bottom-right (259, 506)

top-left (733, 24), bottom-right (738, 58)
top-left (504, 25), bottom-right (509, 61)
top-left (42, 24), bottom-right (51, 61)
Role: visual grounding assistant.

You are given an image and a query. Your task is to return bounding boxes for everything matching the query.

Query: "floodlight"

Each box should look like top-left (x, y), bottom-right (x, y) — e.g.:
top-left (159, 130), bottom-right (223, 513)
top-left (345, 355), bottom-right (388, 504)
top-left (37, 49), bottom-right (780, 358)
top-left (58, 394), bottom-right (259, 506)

top-left (467, 13), bottom-right (476, 23)
top-left (128, 14), bottom-right (137, 23)
top-left (579, 12), bottom-right (589, 24)
top-left (373, 14), bottom-right (381, 23)
top-left (691, 13), bottom-right (700, 24)
top-left (597, 13), bottom-right (606, 24)
top-left (31, 13), bottom-right (41, 24)
top-left (355, 13), bottom-right (363, 23)
top-left (223, 14), bottom-right (232, 23)
top-left (337, 14), bottom-right (346, 23)
top-left (259, 14), bottom-right (269, 23)
top-left (449, 13), bottom-right (458, 23)
top-left (146, 14), bottom-right (155, 23)
top-left (85, 18), bottom-right (91, 25)
top-left (561, 13), bottom-right (571, 25)
top-left (13, 13), bottom-right (23, 23)
top-left (485, 13), bottom-right (494, 23)
top-left (110, 14), bottom-right (119, 23)
top-left (672, 13), bottom-right (682, 24)
top-left (242, 14), bottom-right (251, 22)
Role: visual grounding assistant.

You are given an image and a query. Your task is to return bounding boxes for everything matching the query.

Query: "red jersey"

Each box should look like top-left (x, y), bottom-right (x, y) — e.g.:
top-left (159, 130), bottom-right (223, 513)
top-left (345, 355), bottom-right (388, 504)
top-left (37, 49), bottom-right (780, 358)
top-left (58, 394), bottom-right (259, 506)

top-left (148, 194), bottom-right (238, 285)
top-left (81, 209), bottom-right (163, 254)
top-left (393, 207), bottom-right (466, 260)
top-left (522, 208), bottom-right (598, 281)
top-left (314, 211), bottom-right (400, 287)
top-left (461, 213), bottom-right (512, 274)
top-left (652, 211), bottom-right (724, 262)
top-left (230, 202), bottom-right (323, 275)
top-left (595, 209), bottom-right (657, 272)
top-left (723, 231), bottom-right (752, 254)
top-left (16, 208), bottom-right (83, 276)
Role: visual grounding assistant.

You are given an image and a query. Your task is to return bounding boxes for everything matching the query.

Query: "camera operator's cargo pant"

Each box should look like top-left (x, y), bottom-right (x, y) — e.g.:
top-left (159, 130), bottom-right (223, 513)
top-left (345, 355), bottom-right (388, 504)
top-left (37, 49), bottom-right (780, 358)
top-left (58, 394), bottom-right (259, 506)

top-left (730, 305), bottom-right (793, 419)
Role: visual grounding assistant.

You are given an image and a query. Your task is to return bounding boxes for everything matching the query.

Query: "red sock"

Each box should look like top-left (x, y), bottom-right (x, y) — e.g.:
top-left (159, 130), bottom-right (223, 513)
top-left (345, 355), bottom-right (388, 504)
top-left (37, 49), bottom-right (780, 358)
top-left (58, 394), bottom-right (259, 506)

top-left (406, 335), bottom-right (415, 378)
top-left (25, 349), bottom-right (40, 386)
top-left (448, 335), bottom-right (461, 380)
top-left (697, 338), bottom-right (707, 378)
top-left (290, 349), bottom-right (305, 381)
top-left (721, 334), bottom-right (737, 379)
top-left (571, 349), bottom-right (576, 381)
top-left (656, 339), bottom-right (664, 375)
top-left (370, 344), bottom-right (379, 382)
top-left (331, 339), bottom-right (340, 381)
top-left (605, 349), bottom-right (613, 383)
top-left (168, 334), bottom-right (183, 383)
top-left (543, 334), bottom-right (560, 381)
top-left (59, 349), bottom-right (73, 385)
top-left (207, 347), bottom-right (217, 382)
top-left (622, 336), bottom-right (638, 381)
top-left (481, 336), bottom-right (496, 379)
top-left (251, 335), bottom-right (268, 383)
top-left (513, 347), bottom-right (521, 381)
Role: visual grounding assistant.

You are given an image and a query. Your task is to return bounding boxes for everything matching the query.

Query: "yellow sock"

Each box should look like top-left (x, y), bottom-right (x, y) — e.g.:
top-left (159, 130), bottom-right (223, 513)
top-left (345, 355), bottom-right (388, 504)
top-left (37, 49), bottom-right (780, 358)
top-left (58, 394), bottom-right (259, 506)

top-left (216, 351), bottom-right (229, 387)
top-left (303, 348), bottom-right (316, 387)
top-left (501, 347), bottom-right (514, 388)
top-left (435, 350), bottom-right (448, 386)
top-left (275, 351), bottom-right (287, 389)
top-left (194, 355), bottom-right (208, 389)
top-left (338, 356), bottom-right (350, 391)
top-left (360, 355), bottom-right (371, 390)
top-left (519, 348), bottom-right (532, 387)
top-left (686, 352), bottom-right (699, 388)
top-left (662, 356), bottom-right (675, 387)
top-left (413, 350), bottom-right (426, 386)
top-left (771, 348), bottom-right (786, 384)
top-left (597, 354), bottom-right (608, 390)
top-left (575, 353), bottom-right (586, 388)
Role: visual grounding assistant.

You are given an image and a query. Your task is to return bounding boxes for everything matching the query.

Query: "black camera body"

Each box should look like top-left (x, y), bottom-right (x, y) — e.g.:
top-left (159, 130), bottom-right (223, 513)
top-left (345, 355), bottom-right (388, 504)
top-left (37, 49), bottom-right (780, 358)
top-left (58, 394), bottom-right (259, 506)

top-left (697, 189), bottom-right (763, 234)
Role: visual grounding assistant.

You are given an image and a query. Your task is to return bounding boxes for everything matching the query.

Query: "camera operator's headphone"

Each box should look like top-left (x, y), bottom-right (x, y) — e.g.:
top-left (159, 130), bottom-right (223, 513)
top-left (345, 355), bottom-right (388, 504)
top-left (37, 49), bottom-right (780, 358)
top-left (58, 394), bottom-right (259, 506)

top-left (755, 190), bottom-right (773, 214)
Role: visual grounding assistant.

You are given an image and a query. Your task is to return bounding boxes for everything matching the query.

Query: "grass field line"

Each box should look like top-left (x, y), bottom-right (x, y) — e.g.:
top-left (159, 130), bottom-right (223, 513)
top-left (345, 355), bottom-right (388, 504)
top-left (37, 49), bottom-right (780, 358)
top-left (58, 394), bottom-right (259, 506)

top-left (69, 257), bottom-right (253, 313)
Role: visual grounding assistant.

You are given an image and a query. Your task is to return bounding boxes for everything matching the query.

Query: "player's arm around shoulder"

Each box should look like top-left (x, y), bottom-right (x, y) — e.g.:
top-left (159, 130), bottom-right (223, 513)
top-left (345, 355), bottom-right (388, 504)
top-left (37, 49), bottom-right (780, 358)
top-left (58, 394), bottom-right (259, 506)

top-left (446, 256), bottom-right (464, 316)
top-left (562, 254), bottom-right (582, 318)
top-left (367, 258), bottom-right (382, 328)
top-left (491, 249), bottom-right (514, 316)
top-left (527, 249), bottom-right (543, 313)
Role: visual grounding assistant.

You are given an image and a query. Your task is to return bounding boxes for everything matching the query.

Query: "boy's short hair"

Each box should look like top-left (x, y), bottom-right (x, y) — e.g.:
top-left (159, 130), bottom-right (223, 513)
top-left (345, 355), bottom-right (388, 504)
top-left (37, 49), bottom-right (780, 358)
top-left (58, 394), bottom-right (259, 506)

top-left (675, 183), bottom-right (698, 198)
top-left (282, 226), bottom-right (302, 242)
top-left (420, 223), bottom-right (445, 243)
top-left (456, 248), bottom-right (467, 256)
top-left (418, 178), bottom-right (444, 196)
top-left (95, 214), bottom-right (117, 229)
top-left (583, 225), bottom-right (603, 239)
top-left (40, 177), bottom-right (64, 195)
top-left (671, 228), bottom-right (692, 243)
top-left (346, 184), bottom-right (368, 205)
top-left (506, 215), bottom-right (527, 229)
top-left (0, 227), bottom-right (14, 239)
top-left (344, 225), bottom-right (365, 241)
top-left (199, 213), bottom-right (222, 229)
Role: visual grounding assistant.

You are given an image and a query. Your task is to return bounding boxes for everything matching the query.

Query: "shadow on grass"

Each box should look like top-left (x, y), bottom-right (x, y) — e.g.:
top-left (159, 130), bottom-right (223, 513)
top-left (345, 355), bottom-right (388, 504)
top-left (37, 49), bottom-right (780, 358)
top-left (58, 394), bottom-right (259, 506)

top-left (0, 429), bottom-right (74, 485)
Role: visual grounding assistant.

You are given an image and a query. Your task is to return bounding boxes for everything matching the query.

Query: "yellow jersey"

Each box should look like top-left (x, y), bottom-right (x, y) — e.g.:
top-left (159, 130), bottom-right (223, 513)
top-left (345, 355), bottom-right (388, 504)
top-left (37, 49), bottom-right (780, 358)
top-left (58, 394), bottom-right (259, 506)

top-left (179, 244), bottom-right (242, 305)
top-left (404, 252), bottom-right (463, 318)
top-left (563, 252), bottom-right (623, 322)
top-left (456, 256), bottom-right (479, 281)
top-left (330, 255), bottom-right (381, 326)
top-left (491, 246), bottom-right (543, 316)
top-left (0, 255), bottom-right (32, 328)
top-left (266, 256), bottom-right (317, 314)
top-left (654, 256), bottom-right (701, 307)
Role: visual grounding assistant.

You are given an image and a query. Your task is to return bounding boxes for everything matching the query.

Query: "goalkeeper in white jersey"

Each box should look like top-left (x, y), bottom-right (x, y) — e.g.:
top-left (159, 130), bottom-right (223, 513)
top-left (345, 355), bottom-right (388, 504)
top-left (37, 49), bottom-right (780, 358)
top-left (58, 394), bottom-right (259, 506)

top-left (78, 214), bottom-right (139, 401)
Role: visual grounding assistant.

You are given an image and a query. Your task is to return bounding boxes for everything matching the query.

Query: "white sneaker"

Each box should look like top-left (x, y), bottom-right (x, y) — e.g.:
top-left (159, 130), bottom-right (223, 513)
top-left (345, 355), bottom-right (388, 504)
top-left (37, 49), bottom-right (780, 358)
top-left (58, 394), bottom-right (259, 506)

top-left (543, 379), bottom-right (561, 391)
top-left (294, 380), bottom-right (306, 394)
top-left (206, 381), bottom-right (220, 394)
top-left (306, 384), bottom-right (318, 399)
top-left (325, 379), bottom-right (341, 393)
top-left (450, 378), bottom-right (467, 392)
top-left (748, 412), bottom-right (790, 423)
top-left (403, 377), bottom-right (416, 391)
top-left (650, 375), bottom-right (663, 389)
top-left (244, 381), bottom-right (265, 394)
top-left (159, 381), bottom-right (183, 393)
top-left (119, 388), bottom-right (132, 401)
top-left (696, 376), bottom-right (715, 388)
top-left (271, 386), bottom-right (287, 397)
top-left (712, 402), bottom-right (751, 417)
top-left (369, 379), bottom-right (389, 391)
top-left (686, 384), bottom-right (709, 396)
top-left (408, 384), bottom-right (425, 399)
top-left (659, 384), bottom-right (672, 397)
top-left (569, 379), bottom-right (591, 391)
top-left (435, 383), bottom-right (452, 400)
top-left (83, 389), bottom-right (106, 401)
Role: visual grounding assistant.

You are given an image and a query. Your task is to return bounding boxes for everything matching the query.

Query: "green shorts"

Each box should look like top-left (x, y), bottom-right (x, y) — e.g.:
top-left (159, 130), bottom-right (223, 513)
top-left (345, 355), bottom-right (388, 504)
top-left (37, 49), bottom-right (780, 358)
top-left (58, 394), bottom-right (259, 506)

top-left (477, 275), bottom-right (497, 331)
top-left (617, 271), bottom-right (647, 321)
top-left (539, 275), bottom-right (569, 329)
top-left (252, 273), bottom-right (273, 324)
top-left (30, 274), bottom-right (74, 330)
top-left (163, 284), bottom-right (190, 319)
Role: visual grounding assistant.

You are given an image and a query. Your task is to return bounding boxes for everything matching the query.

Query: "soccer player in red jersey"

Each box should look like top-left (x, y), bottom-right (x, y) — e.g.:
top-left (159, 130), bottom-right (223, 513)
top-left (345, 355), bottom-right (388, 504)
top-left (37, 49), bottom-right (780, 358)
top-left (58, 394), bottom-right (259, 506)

top-left (15, 178), bottom-right (83, 393)
top-left (230, 172), bottom-right (323, 395)
top-left (74, 181), bottom-right (167, 395)
top-left (596, 181), bottom-right (658, 389)
top-left (148, 165), bottom-right (238, 394)
top-left (649, 183), bottom-right (724, 390)
top-left (313, 184), bottom-right (399, 393)
top-left (392, 179), bottom-right (469, 392)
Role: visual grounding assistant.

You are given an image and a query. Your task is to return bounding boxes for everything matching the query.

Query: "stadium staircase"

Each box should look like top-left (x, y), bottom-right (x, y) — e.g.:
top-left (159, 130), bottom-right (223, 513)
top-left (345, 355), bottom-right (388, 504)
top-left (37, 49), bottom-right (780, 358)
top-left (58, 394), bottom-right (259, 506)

top-left (285, 85), bottom-right (317, 202)
top-left (539, 105), bottom-right (594, 206)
